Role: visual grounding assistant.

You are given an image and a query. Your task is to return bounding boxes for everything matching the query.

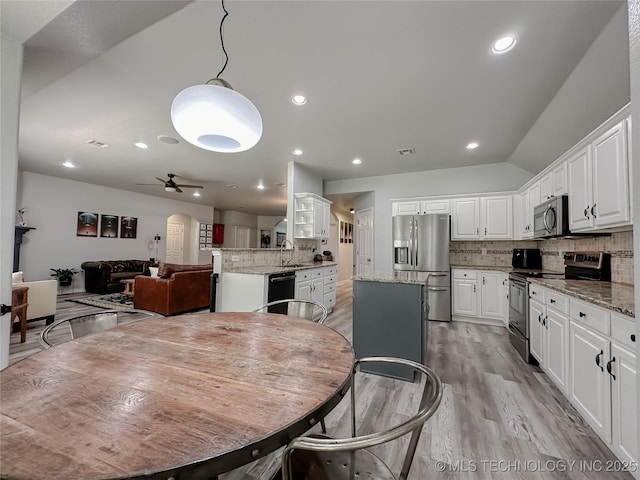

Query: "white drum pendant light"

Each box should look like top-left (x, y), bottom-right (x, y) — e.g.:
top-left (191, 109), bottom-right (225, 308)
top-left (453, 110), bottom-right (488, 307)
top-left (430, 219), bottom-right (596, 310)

top-left (170, 1), bottom-right (262, 153)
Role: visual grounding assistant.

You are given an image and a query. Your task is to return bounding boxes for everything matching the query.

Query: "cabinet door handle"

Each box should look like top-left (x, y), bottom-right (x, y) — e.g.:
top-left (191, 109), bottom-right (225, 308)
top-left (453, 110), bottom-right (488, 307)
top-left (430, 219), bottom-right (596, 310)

top-left (473, 284), bottom-right (476, 293)
top-left (538, 313), bottom-right (543, 323)
top-left (584, 206), bottom-right (590, 219)
top-left (606, 357), bottom-right (616, 380)
top-left (595, 350), bottom-right (604, 371)
top-left (544, 316), bottom-right (548, 329)
top-left (484, 227), bottom-right (487, 235)
top-left (591, 204), bottom-right (597, 219)
top-left (631, 334), bottom-right (636, 342)
top-left (482, 276), bottom-right (485, 285)
top-left (476, 227), bottom-right (479, 235)
top-left (579, 311), bottom-right (586, 318)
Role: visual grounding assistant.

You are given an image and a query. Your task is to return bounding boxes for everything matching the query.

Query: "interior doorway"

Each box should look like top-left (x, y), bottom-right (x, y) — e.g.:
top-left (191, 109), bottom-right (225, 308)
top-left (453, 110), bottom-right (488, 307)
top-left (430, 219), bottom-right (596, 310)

top-left (235, 226), bottom-right (251, 248)
top-left (355, 207), bottom-right (373, 276)
top-left (166, 221), bottom-right (184, 264)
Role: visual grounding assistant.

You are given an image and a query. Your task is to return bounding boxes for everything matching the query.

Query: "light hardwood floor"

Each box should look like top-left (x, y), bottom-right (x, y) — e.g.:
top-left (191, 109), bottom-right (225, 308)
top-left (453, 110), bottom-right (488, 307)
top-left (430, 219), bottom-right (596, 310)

top-left (8, 281), bottom-right (633, 479)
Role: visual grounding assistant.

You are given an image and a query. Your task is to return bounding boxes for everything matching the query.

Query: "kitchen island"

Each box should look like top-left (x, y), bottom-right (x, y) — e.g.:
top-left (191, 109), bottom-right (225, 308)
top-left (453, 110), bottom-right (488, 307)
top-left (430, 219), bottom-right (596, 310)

top-left (352, 272), bottom-right (431, 381)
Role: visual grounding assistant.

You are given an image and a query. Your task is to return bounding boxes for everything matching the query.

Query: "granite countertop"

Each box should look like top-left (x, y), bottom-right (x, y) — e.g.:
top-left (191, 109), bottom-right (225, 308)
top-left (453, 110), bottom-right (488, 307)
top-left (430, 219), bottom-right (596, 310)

top-left (450, 264), bottom-right (514, 273)
top-left (528, 278), bottom-right (635, 318)
top-left (224, 261), bottom-right (337, 275)
top-left (352, 271), bottom-right (439, 285)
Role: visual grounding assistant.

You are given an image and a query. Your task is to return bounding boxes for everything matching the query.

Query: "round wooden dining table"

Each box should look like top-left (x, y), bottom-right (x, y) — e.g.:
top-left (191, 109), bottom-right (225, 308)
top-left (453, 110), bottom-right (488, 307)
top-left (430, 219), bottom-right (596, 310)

top-left (0, 311), bottom-right (354, 480)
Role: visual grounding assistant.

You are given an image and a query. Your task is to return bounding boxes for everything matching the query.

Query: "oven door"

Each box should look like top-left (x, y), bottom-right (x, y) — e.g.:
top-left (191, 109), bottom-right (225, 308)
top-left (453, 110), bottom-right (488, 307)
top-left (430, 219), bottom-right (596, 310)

top-left (508, 277), bottom-right (528, 338)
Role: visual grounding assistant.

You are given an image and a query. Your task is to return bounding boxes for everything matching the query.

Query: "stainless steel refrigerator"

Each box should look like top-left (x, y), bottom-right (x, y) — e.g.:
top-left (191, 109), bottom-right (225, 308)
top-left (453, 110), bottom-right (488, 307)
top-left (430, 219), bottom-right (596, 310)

top-left (393, 214), bottom-right (451, 322)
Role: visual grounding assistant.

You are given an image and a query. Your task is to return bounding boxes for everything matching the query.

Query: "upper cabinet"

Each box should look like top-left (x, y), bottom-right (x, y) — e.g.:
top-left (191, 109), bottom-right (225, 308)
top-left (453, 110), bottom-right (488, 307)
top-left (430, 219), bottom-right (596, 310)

top-left (519, 181), bottom-right (539, 239)
top-left (568, 120), bottom-right (630, 231)
top-left (451, 195), bottom-right (512, 240)
top-left (392, 199), bottom-right (450, 216)
top-left (540, 162), bottom-right (567, 202)
top-left (294, 193), bottom-right (332, 239)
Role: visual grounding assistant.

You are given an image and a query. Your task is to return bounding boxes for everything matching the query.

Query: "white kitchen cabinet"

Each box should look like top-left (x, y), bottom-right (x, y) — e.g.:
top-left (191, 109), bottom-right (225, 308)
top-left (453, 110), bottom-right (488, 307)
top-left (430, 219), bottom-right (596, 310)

top-left (452, 270), bottom-right (479, 317)
top-left (392, 200), bottom-right (421, 216)
top-left (528, 285), bottom-right (569, 393)
top-left (481, 196), bottom-right (512, 239)
top-left (529, 298), bottom-right (545, 364)
top-left (451, 198), bottom-right (480, 239)
top-left (451, 196), bottom-right (512, 240)
top-left (294, 193), bottom-right (332, 239)
top-left (569, 320), bottom-right (612, 442)
top-left (519, 182), bottom-right (539, 238)
top-left (480, 271), bottom-right (508, 324)
top-left (568, 121), bottom-right (630, 231)
top-left (610, 342), bottom-right (638, 467)
top-left (295, 266), bottom-right (337, 313)
top-left (452, 269), bottom-right (507, 325)
top-left (220, 272), bottom-right (268, 311)
top-left (539, 162), bottom-right (567, 202)
top-left (392, 199), bottom-right (450, 216)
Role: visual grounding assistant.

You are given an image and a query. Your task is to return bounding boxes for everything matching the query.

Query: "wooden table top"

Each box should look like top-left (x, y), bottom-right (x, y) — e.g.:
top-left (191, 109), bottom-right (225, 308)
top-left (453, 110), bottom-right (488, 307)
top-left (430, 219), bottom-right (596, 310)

top-left (1, 312), bottom-right (354, 480)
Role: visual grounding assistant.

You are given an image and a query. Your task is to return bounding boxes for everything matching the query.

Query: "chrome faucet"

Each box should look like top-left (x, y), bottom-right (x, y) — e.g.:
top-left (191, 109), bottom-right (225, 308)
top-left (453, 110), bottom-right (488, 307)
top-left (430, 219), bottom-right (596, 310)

top-left (280, 239), bottom-right (293, 266)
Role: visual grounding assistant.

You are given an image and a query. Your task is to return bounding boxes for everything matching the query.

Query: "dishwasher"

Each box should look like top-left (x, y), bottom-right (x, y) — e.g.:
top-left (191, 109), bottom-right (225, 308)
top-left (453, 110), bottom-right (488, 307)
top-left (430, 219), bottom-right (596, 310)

top-left (268, 272), bottom-right (296, 314)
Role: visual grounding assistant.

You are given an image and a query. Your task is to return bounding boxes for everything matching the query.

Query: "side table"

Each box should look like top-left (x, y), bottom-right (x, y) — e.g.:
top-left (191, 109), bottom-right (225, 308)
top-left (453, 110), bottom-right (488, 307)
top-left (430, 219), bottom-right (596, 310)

top-left (120, 279), bottom-right (135, 297)
top-left (11, 286), bottom-right (29, 343)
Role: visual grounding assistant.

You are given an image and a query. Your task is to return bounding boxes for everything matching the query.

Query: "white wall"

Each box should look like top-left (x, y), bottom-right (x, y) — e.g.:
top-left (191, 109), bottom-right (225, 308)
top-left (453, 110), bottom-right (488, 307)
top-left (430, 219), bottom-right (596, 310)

top-left (325, 162), bottom-right (532, 272)
top-left (17, 172), bottom-right (213, 291)
top-left (219, 210), bottom-right (258, 248)
top-left (1, 33), bottom-right (23, 370)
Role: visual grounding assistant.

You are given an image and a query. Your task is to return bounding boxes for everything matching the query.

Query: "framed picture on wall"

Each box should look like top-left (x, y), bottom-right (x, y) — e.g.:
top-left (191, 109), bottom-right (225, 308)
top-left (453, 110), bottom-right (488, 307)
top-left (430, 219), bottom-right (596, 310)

top-left (276, 232), bottom-right (286, 247)
top-left (120, 216), bottom-right (137, 238)
top-left (77, 211), bottom-right (98, 237)
top-left (100, 214), bottom-right (119, 238)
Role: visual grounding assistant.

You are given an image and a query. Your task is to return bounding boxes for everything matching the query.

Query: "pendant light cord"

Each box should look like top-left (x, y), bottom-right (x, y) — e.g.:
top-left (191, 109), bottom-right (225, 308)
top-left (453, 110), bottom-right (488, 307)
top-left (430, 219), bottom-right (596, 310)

top-left (216, 0), bottom-right (229, 79)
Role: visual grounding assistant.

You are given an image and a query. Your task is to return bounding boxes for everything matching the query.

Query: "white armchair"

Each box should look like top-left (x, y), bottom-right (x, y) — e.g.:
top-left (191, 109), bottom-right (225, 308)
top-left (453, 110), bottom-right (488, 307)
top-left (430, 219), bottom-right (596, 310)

top-left (12, 279), bottom-right (57, 324)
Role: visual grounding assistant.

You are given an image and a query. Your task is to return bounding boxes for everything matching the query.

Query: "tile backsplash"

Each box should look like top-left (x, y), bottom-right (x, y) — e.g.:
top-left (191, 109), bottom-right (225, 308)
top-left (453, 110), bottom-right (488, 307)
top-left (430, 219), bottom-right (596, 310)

top-left (214, 239), bottom-right (318, 270)
top-left (450, 231), bottom-right (634, 285)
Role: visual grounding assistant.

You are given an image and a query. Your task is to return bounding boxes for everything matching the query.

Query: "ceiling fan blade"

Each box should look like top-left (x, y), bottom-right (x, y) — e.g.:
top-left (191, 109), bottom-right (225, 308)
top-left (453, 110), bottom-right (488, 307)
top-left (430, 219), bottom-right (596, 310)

top-left (175, 186), bottom-right (183, 193)
top-left (155, 177), bottom-right (167, 184)
top-left (175, 184), bottom-right (204, 189)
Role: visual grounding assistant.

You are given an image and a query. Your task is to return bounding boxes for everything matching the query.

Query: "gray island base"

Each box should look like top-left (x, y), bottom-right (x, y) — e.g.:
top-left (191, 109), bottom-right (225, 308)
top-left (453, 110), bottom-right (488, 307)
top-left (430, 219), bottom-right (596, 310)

top-left (352, 278), bottom-right (427, 381)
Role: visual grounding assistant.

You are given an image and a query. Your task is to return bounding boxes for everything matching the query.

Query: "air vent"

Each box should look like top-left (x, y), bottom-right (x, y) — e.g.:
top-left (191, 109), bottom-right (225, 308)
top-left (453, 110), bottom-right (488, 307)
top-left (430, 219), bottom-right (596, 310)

top-left (397, 147), bottom-right (415, 156)
top-left (226, 184), bottom-right (240, 189)
top-left (84, 139), bottom-right (110, 148)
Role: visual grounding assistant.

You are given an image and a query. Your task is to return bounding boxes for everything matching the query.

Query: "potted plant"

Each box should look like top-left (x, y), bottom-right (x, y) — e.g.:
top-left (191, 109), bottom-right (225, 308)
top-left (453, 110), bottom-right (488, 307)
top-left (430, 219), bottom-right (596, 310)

top-left (50, 267), bottom-right (79, 287)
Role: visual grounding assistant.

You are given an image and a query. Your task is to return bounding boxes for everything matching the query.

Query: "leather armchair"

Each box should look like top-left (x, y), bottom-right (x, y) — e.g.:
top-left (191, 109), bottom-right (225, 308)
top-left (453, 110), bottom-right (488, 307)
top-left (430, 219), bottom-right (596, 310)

top-left (134, 265), bottom-right (212, 316)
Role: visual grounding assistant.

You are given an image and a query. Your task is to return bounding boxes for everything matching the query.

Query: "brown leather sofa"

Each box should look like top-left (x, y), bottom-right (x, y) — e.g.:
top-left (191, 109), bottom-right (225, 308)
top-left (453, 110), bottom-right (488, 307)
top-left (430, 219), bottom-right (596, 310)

top-left (133, 262), bottom-right (212, 316)
top-left (81, 260), bottom-right (151, 294)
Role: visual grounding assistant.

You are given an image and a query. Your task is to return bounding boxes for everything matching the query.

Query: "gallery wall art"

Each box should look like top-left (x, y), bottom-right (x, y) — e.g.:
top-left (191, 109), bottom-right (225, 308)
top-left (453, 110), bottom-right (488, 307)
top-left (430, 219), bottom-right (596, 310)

top-left (76, 212), bottom-right (138, 239)
top-left (120, 216), bottom-right (138, 238)
top-left (100, 215), bottom-right (119, 238)
top-left (77, 212), bottom-right (98, 237)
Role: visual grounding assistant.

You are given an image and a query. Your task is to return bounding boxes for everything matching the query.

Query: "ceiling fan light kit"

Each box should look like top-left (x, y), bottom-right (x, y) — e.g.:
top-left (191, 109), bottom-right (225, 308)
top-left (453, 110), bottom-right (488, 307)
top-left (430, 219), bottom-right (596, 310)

top-left (170, 0), bottom-right (262, 153)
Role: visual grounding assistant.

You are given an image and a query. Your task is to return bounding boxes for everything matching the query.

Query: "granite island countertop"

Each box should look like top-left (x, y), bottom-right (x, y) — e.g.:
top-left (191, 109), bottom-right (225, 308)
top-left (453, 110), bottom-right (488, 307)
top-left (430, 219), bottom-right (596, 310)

top-left (223, 261), bottom-right (337, 276)
top-left (352, 271), bottom-right (439, 285)
top-left (528, 278), bottom-right (635, 318)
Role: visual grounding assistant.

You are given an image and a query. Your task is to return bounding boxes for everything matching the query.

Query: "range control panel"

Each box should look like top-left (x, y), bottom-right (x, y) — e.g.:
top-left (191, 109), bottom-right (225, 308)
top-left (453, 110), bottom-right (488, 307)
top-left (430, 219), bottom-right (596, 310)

top-left (563, 251), bottom-right (609, 270)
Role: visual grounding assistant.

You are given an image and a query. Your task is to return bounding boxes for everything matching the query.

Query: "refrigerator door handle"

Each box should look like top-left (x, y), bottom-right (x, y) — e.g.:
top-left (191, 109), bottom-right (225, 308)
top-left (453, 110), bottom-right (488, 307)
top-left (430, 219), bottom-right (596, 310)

top-left (427, 287), bottom-right (448, 292)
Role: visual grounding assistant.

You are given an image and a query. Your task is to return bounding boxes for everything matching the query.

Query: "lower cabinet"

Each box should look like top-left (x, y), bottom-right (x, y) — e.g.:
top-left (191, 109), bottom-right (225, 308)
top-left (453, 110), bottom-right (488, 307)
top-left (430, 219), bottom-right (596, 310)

top-left (295, 266), bottom-right (337, 312)
top-left (566, 301), bottom-right (638, 474)
top-left (452, 269), bottom-right (507, 325)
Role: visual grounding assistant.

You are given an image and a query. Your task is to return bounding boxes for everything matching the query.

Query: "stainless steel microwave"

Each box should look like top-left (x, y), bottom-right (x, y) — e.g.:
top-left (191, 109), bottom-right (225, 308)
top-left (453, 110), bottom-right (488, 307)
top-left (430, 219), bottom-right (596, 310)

top-left (533, 195), bottom-right (569, 238)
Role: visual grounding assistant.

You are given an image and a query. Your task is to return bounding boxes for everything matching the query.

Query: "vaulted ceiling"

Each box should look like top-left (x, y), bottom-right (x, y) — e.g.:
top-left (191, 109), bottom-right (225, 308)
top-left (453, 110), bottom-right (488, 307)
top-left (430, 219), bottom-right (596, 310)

top-left (2, 0), bottom-right (630, 215)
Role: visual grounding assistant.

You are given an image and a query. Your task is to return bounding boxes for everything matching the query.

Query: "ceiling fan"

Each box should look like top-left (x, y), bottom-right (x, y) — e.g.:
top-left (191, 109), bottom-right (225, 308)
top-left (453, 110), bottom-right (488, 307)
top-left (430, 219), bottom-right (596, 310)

top-left (136, 173), bottom-right (203, 193)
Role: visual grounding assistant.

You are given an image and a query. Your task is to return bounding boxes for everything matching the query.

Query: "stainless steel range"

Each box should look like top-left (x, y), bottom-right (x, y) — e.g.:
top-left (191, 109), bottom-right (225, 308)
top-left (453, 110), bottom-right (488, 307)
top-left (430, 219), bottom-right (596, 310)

top-left (508, 251), bottom-right (611, 363)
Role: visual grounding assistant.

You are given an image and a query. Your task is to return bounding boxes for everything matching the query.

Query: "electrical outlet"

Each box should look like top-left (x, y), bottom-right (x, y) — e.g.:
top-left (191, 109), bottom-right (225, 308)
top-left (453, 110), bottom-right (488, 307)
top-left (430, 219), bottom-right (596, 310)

top-left (232, 255), bottom-right (240, 262)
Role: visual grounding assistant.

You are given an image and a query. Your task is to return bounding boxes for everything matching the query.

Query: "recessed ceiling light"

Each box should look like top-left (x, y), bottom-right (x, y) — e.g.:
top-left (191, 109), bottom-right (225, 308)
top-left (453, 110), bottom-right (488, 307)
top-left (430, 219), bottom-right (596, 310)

top-left (291, 94), bottom-right (307, 105)
top-left (134, 142), bottom-right (148, 149)
top-left (466, 142), bottom-right (479, 150)
top-left (257, 183), bottom-right (265, 190)
top-left (352, 158), bottom-right (362, 165)
top-left (491, 35), bottom-right (517, 54)
top-left (157, 135), bottom-right (179, 144)
top-left (193, 191), bottom-right (201, 197)
top-left (292, 148), bottom-right (303, 156)
top-left (62, 160), bottom-right (75, 168)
